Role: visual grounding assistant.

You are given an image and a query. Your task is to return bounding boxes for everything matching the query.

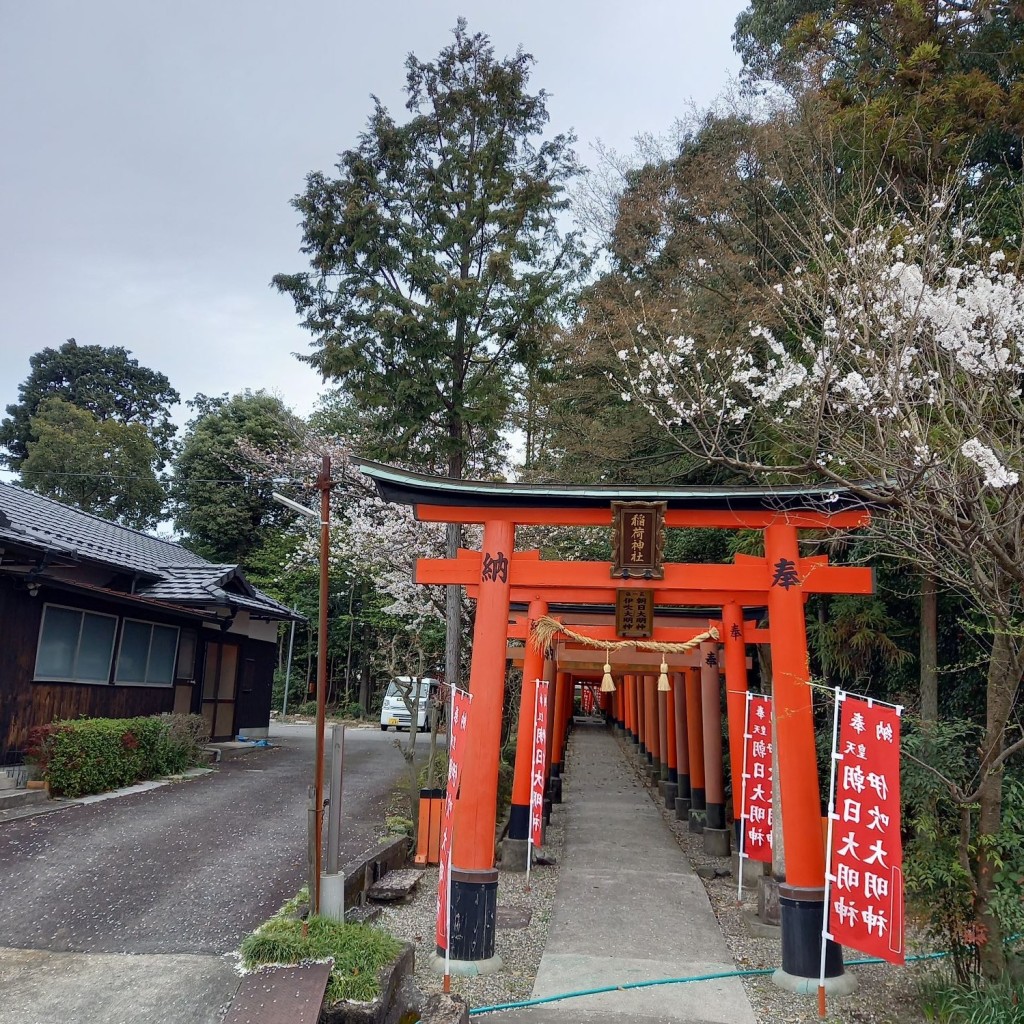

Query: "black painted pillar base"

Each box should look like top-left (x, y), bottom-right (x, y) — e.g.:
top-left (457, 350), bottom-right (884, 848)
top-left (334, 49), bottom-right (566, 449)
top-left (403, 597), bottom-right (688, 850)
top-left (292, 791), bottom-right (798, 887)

top-left (676, 775), bottom-right (692, 821)
top-left (706, 802), bottom-right (726, 831)
top-left (771, 883), bottom-right (856, 996)
top-left (549, 763), bottom-right (563, 804)
top-left (688, 787), bottom-right (706, 834)
top-left (507, 802), bottom-right (529, 842)
top-left (663, 781), bottom-right (677, 808)
top-left (438, 868), bottom-right (499, 962)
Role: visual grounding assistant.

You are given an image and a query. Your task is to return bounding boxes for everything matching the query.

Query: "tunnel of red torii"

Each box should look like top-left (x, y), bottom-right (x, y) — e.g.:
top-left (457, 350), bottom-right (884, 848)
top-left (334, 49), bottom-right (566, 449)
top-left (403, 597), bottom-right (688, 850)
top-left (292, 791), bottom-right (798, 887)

top-left (357, 460), bottom-right (874, 983)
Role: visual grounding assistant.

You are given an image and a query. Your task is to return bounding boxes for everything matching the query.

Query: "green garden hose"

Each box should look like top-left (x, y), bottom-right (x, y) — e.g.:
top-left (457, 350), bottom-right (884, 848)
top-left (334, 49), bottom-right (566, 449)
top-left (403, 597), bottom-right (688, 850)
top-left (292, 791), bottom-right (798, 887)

top-left (466, 947), bottom-right (956, 1016)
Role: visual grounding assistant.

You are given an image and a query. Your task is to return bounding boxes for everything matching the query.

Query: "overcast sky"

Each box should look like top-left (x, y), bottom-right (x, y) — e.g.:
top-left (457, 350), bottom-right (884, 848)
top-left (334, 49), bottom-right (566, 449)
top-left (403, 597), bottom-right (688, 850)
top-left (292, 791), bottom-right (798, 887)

top-left (0, 1), bottom-right (748, 437)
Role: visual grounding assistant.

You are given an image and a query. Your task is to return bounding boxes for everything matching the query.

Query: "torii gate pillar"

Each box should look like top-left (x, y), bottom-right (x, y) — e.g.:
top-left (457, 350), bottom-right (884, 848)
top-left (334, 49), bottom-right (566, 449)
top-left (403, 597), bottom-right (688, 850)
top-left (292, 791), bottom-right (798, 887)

top-left (764, 523), bottom-right (848, 991)
top-left (503, 599), bottom-right (547, 871)
top-left (446, 519), bottom-right (513, 968)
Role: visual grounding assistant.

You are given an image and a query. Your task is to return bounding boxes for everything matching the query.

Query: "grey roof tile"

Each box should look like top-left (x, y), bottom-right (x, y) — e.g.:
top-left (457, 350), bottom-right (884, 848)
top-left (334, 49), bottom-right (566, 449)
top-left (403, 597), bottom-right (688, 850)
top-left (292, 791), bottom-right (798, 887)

top-left (0, 483), bottom-right (297, 620)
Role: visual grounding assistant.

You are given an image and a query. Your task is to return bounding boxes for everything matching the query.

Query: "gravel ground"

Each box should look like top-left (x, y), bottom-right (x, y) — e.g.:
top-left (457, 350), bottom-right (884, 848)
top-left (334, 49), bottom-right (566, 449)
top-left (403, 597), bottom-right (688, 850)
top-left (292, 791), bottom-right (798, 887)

top-left (375, 817), bottom-right (564, 1013)
top-left (375, 732), bottom-right (933, 1023)
top-left (618, 744), bottom-right (932, 1024)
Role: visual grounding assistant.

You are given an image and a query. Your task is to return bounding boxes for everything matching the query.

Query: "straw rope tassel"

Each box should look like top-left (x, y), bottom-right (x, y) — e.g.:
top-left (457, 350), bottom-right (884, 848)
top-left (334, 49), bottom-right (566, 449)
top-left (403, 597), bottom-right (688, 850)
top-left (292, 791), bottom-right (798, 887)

top-left (657, 661), bottom-right (671, 691)
top-left (600, 663), bottom-right (616, 692)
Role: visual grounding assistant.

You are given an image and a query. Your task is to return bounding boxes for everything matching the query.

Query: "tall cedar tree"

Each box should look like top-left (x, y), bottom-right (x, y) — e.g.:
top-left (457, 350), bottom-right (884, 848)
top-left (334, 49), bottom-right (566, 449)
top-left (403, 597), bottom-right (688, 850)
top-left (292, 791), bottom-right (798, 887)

top-left (0, 338), bottom-right (179, 469)
top-left (274, 21), bottom-right (580, 688)
top-left (273, 20), bottom-right (580, 481)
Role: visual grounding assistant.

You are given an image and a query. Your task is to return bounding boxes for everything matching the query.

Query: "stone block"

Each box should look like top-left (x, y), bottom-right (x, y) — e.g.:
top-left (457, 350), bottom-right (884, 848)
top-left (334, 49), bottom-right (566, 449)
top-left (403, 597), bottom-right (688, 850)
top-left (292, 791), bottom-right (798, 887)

top-left (703, 827), bottom-right (731, 858)
top-left (367, 868), bottom-right (424, 903)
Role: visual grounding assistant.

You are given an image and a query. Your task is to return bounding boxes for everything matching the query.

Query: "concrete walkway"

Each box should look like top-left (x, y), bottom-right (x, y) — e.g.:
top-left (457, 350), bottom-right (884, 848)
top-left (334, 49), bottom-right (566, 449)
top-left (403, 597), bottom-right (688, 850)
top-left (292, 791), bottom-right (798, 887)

top-left (485, 724), bottom-right (756, 1023)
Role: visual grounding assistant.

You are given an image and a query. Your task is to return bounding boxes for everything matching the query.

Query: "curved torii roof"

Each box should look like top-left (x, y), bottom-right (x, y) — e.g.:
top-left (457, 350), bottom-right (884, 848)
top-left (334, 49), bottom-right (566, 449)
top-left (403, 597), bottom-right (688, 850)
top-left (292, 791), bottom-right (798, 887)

top-left (355, 459), bottom-right (871, 528)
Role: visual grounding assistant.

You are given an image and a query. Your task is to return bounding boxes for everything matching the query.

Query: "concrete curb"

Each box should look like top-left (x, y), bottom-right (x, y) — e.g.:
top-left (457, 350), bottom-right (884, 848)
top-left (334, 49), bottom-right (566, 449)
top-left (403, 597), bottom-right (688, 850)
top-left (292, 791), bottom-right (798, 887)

top-left (0, 767), bottom-right (215, 826)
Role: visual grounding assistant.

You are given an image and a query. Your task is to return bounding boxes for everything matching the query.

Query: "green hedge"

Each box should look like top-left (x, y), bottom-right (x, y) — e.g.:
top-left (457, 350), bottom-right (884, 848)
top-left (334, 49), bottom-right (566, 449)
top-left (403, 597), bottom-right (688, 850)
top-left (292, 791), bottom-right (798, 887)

top-left (36, 714), bottom-right (208, 798)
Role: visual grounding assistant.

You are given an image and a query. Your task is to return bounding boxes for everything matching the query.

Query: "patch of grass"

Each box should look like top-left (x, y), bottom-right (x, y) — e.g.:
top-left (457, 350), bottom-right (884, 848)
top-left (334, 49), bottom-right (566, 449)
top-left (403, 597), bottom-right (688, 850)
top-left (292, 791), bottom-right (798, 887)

top-left (277, 885), bottom-right (309, 919)
top-left (919, 969), bottom-right (1024, 1023)
top-left (240, 915), bottom-right (403, 1004)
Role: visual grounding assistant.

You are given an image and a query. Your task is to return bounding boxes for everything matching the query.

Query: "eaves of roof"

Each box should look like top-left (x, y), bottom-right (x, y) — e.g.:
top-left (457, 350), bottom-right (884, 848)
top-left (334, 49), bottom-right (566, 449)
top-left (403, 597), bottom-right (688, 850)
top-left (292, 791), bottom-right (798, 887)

top-left (354, 459), bottom-right (871, 513)
top-left (0, 569), bottom-right (217, 622)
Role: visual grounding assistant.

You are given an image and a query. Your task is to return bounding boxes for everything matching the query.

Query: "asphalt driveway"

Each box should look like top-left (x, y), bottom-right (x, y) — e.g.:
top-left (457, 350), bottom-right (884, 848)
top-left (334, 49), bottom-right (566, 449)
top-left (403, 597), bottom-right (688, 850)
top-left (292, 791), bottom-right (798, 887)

top-left (0, 721), bottom-right (410, 955)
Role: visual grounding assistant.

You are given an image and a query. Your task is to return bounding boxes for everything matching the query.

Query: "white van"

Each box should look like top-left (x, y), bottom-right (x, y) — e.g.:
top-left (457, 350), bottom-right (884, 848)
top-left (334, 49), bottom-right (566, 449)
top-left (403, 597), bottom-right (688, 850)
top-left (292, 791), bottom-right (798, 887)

top-left (379, 676), bottom-right (441, 731)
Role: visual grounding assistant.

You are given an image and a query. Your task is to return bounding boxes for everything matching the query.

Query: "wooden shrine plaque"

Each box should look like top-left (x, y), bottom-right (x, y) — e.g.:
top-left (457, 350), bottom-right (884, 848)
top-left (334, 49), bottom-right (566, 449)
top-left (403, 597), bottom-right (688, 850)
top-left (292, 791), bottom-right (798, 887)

top-left (611, 500), bottom-right (666, 579)
top-left (615, 588), bottom-right (654, 638)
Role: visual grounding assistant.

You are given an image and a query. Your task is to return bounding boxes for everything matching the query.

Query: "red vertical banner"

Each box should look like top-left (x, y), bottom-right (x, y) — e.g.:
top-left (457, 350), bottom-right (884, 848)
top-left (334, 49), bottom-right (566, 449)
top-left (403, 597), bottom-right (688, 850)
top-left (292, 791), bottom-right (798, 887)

top-left (581, 685), bottom-right (595, 715)
top-left (436, 686), bottom-right (473, 952)
top-left (826, 694), bottom-right (904, 964)
top-left (741, 694), bottom-right (774, 864)
top-left (530, 679), bottom-right (550, 847)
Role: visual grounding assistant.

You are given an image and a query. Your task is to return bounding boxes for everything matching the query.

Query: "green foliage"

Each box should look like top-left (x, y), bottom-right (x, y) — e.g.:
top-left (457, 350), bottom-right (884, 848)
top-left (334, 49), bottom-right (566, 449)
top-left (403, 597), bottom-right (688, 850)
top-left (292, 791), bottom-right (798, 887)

top-left (38, 714), bottom-right (208, 798)
top-left (273, 19), bottom-right (581, 480)
top-left (918, 969), bottom-right (1024, 1024)
top-left (171, 391), bottom-right (304, 567)
top-left (20, 397), bottom-right (166, 528)
top-left (734, 0), bottom-right (1024, 197)
top-left (902, 720), bottom-right (1024, 983)
top-left (0, 337), bottom-right (179, 469)
top-left (733, 0), bottom-right (830, 82)
top-left (808, 594), bottom-right (914, 688)
top-left (385, 815), bottom-right (414, 839)
top-left (418, 749), bottom-right (449, 790)
top-left (497, 749), bottom-right (516, 822)
top-left (239, 916), bottom-right (403, 1004)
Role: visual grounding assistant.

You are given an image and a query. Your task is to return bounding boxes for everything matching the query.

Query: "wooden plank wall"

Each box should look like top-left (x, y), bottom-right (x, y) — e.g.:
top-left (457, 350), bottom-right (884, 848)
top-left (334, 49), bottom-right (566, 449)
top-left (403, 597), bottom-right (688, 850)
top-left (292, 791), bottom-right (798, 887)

top-left (0, 579), bottom-right (174, 759)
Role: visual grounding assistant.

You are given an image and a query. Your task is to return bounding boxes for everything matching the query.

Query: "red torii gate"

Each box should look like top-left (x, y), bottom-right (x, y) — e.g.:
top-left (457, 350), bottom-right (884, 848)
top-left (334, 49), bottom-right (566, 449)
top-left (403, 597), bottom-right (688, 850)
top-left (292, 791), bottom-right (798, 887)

top-left (357, 460), bottom-right (873, 989)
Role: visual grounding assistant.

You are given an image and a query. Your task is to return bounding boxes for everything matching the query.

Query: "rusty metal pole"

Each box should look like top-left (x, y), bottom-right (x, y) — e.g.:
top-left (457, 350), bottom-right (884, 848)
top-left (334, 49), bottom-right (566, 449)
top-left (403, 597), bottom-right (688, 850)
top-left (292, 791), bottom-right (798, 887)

top-left (313, 453), bottom-right (331, 914)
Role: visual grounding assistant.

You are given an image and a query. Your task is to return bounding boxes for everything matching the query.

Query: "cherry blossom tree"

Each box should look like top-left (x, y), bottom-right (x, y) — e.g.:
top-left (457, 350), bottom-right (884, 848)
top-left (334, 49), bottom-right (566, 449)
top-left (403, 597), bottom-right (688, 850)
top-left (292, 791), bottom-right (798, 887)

top-left (238, 429), bottom-right (455, 627)
top-left (617, 187), bottom-right (1024, 975)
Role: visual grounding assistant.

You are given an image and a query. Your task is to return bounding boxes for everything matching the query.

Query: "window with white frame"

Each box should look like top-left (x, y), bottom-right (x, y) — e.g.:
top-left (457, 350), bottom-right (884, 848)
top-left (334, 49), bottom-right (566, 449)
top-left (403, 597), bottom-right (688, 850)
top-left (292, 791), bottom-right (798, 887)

top-left (34, 604), bottom-right (118, 685)
top-left (115, 620), bottom-right (180, 686)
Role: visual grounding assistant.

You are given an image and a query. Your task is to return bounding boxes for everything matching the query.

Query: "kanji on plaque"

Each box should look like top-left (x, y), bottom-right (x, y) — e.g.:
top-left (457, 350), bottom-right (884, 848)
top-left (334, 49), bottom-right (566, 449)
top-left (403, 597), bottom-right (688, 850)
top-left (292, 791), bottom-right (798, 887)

top-left (827, 695), bottom-right (904, 964)
top-left (530, 680), bottom-right (550, 848)
top-left (435, 686), bottom-right (473, 951)
top-left (741, 694), bottom-right (774, 864)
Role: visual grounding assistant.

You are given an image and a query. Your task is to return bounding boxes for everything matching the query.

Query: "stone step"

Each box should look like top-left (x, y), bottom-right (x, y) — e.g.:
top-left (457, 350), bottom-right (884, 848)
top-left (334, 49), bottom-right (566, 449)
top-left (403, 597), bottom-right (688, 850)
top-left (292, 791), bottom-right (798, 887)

top-left (222, 963), bottom-right (331, 1024)
top-left (366, 868), bottom-right (424, 902)
top-left (0, 787), bottom-right (49, 811)
top-left (345, 903), bottom-right (381, 925)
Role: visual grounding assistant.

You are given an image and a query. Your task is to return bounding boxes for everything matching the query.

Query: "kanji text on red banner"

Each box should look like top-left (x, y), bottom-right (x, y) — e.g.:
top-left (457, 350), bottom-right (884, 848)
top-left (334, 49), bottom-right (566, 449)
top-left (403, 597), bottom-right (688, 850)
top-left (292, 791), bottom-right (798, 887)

top-left (826, 694), bottom-right (904, 964)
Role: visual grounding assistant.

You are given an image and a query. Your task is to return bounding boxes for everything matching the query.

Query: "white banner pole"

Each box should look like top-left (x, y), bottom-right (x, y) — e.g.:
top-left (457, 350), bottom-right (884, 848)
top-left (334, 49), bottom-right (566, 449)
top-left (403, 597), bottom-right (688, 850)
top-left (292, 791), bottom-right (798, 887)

top-left (737, 691), bottom-right (753, 905)
top-left (526, 679), bottom-right (540, 893)
top-left (818, 687), bottom-right (844, 1019)
top-left (443, 682), bottom-right (457, 993)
